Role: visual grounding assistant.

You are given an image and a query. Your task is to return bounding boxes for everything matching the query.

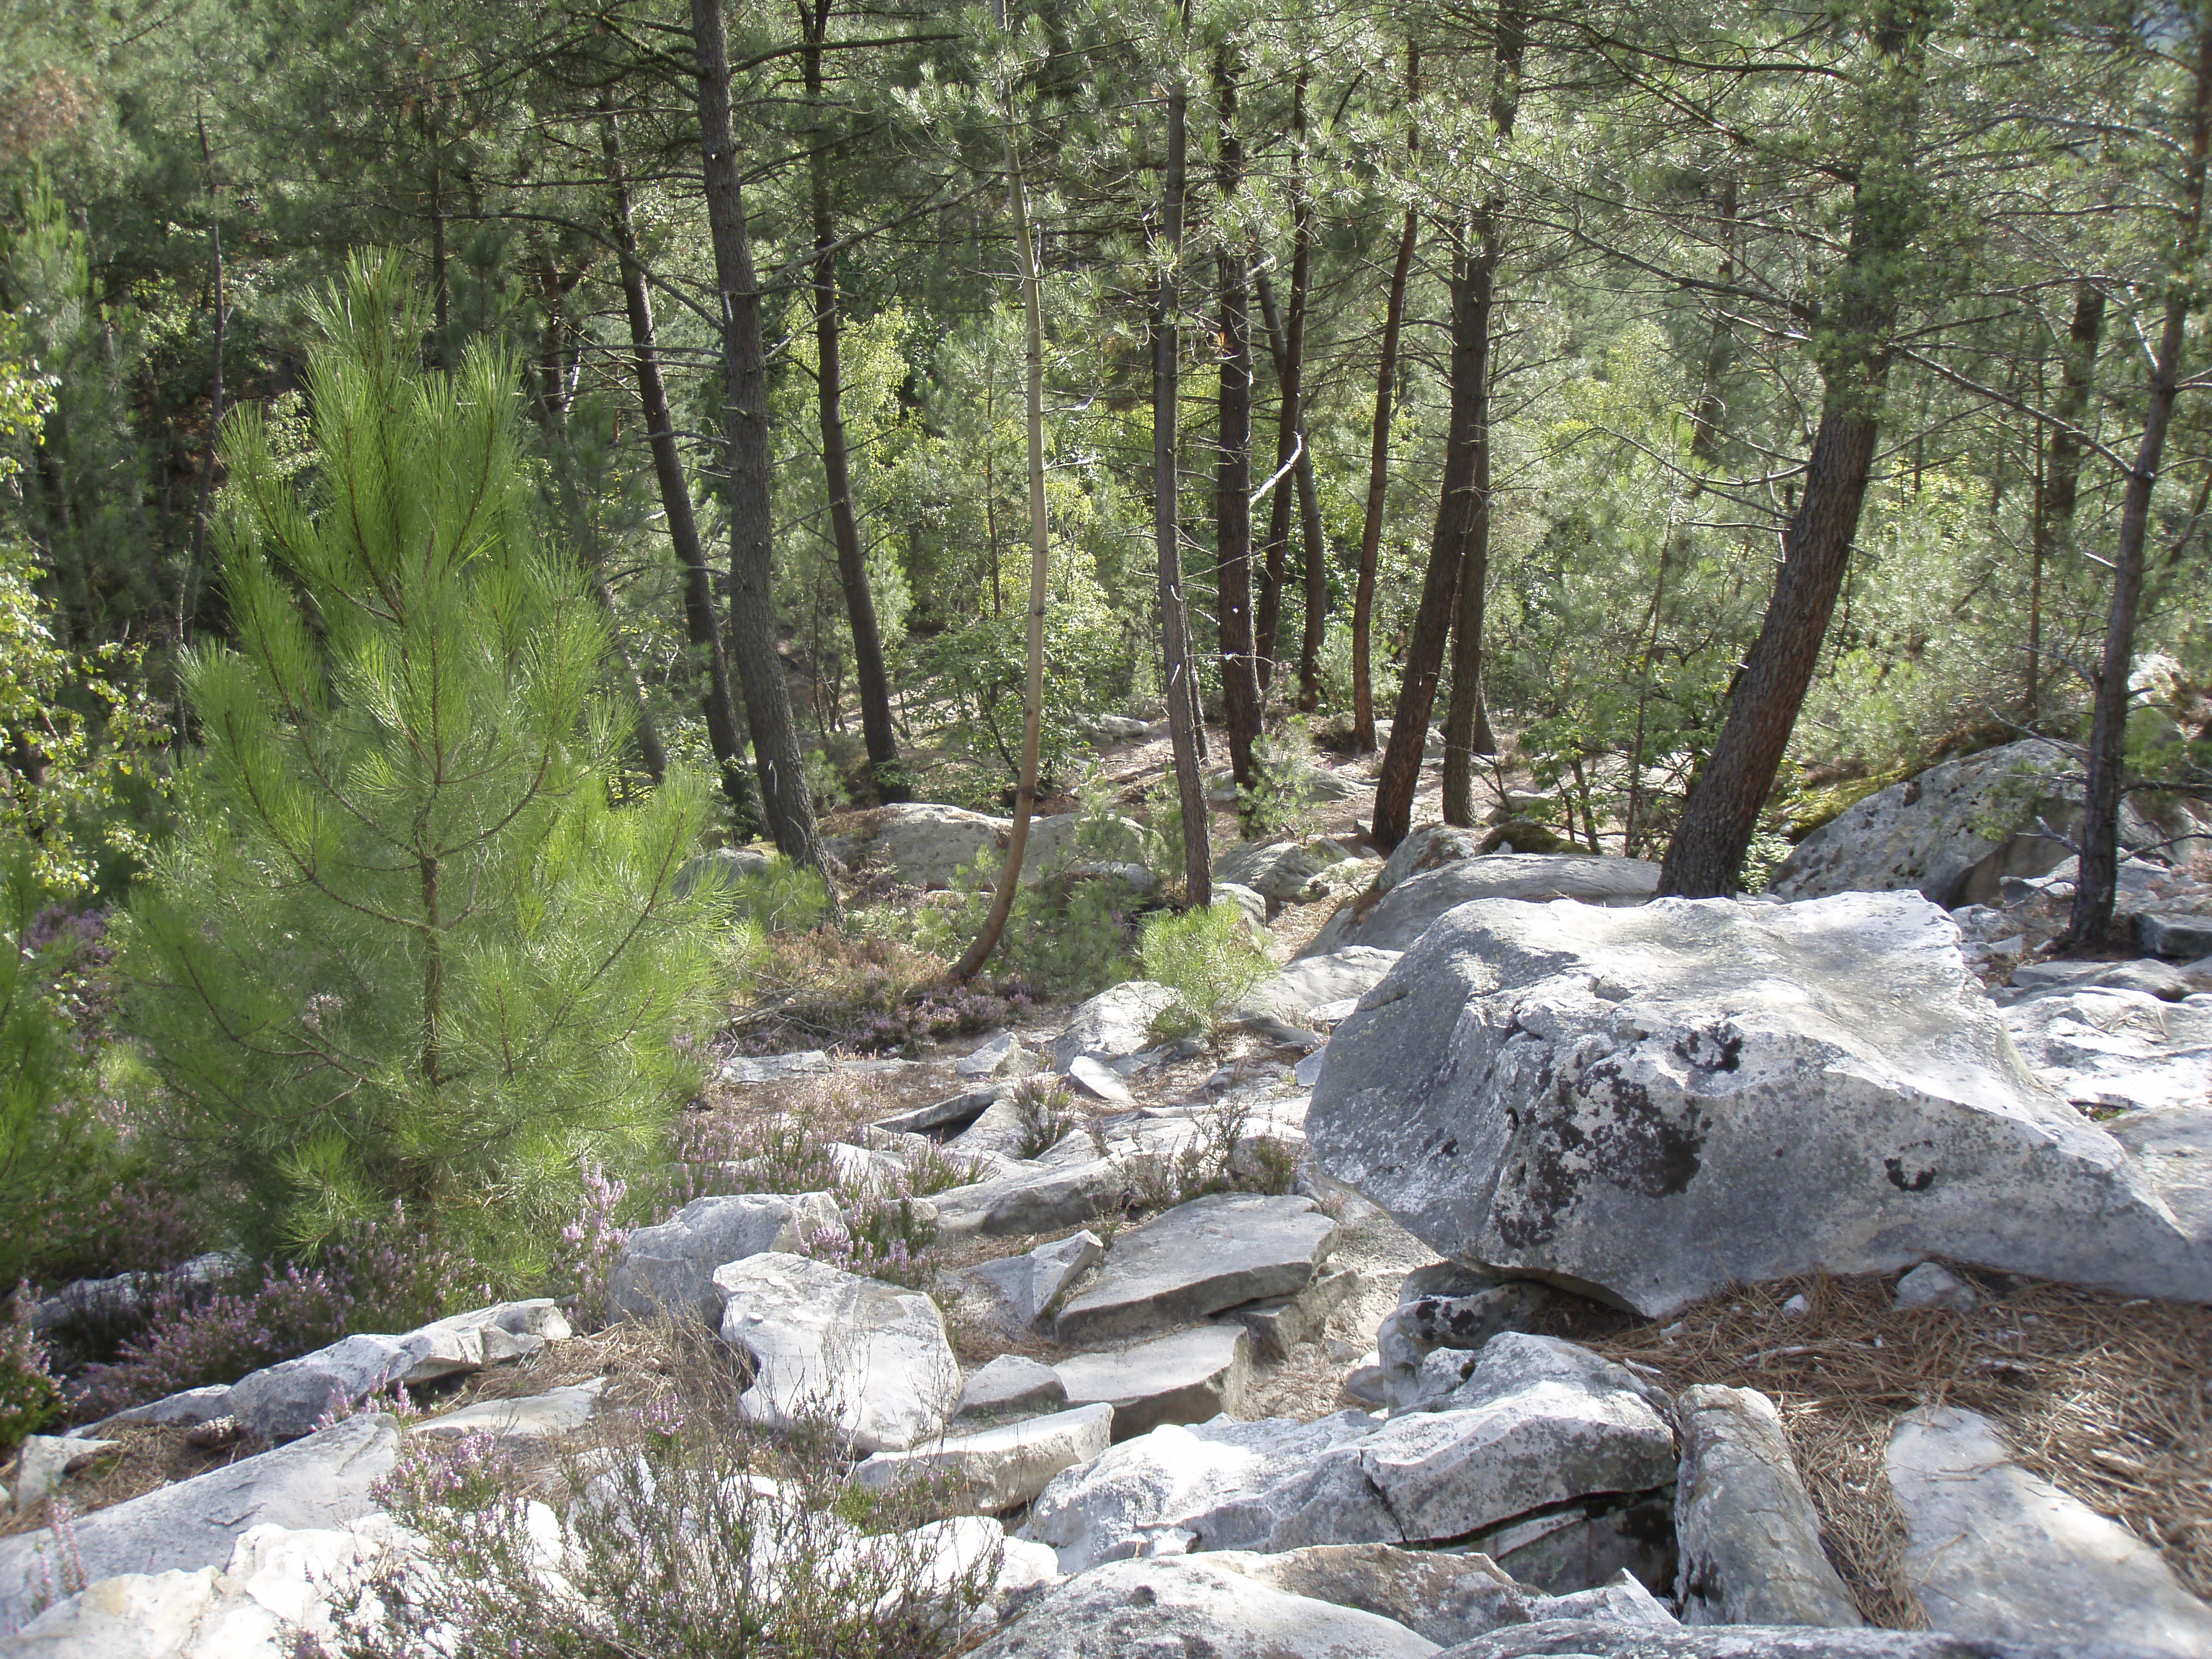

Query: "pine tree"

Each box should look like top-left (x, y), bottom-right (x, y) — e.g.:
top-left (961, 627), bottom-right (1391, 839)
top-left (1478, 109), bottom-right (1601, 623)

top-left (122, 256), bottom-right (726, 1268)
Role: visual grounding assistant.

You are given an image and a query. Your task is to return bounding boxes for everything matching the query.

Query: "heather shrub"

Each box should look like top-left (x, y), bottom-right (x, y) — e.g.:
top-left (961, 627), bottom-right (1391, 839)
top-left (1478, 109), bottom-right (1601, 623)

top-left (1006, 1074), bottom-right (1075, 1160)
top-left (0, 1292), bottom-right (61, 1452)
top-left (333, 1328), bottom-right (999, 1658)
top-left (117, 259), bottom-right (727, 1274)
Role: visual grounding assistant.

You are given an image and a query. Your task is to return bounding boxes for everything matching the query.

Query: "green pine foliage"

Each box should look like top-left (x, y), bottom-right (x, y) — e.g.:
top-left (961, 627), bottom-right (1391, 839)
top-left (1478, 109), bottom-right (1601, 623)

top-left (120, 256), bottom-right (728, 1275)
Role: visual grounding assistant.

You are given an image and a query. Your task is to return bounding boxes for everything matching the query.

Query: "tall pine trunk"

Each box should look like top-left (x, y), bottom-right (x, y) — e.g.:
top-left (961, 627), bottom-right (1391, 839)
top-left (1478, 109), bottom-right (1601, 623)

top-left (802, 1), bottom-right (906, 803)
top-left (2027, 280), bottom-right (2104, 724)
top-left (1253, 73), bottom-right (1313, 703)
top-left (1437, 12), bottom-right (1524, 827)
top-left (601, 99), bottom-right (759, 831)
top-left (1658, 8), bottom-right (1930, 898)
top-left (691, 0), bottom-right (830, 879)
top-left (1156, 24), bottom-right (1211, 904)
top-left (1213, 49), bottom-right (1262, 791)
top-left (2069, 19), bottom-right (2212, 948)
top-left (1352, 45), bottom-right (1419, 755)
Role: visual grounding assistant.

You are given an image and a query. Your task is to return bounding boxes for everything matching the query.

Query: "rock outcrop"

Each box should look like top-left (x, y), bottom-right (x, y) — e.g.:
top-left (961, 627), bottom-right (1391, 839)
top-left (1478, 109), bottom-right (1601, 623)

top-left (1302, 853), bottom-right (1659, 958)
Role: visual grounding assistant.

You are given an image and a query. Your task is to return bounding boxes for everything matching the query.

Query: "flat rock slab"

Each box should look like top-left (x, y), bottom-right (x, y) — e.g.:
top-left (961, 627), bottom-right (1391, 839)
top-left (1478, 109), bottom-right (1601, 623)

top-left (958, 1354), bottom-right (1069, 1420)
top-left (415, 1379), bottom-right (606, 1443)
top-left (853, 1403), bottom-right (1115, 1512)
top-left (1673, 1385), bottom-right (1861, 1629)
top-left (1258, 948), bottom-right (1405, 1020)
top-left (609, 1191), bottom-right (840, 1321)
top-left (1303, 853), bottom-right (1659, 958)
top-left (1434, 1624), bottom-right (2181, 1658)
top-left (0, 1413), bottom-right (397, 1629)
top-left (971, 1231), bottom-right (1104, 1327)
top-left (1052, 981), bottom-right (1187, 1069)
top-left (1311, 890), bottom-right (2212, 1317)
top-left (1055, 1323), bottom-right (1252, 1441)
top-left (1205, 1544), bottom-right (1525, 1647)
top-left (1054, 1192), bottom-right (1339, 1345)
top-left (1887, 1404), bottom-right (2212, 1655)
top-left (929, 1156), bottom-right (1124, 1238)
top-left (966, 1555), bottom-right (1439, 1659)
top-left (1026, 1411), bottom-right (1382, 1573)
top-left (714, 1252), bottom-right (960, 1455)
top-left (2002, 987), bottom-right (2212, 1115)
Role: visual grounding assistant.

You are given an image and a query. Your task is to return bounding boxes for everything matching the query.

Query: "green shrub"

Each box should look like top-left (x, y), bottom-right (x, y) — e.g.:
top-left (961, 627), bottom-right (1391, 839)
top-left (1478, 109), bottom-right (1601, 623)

top-left (1138, 902), bottom-right (1270, 1040)
top-left (118, 257), bottom-right (727, 1274)
top-left (1238, 727), bottom-right (1321, 841)
top-left (0, 1295), bottom-right (60, 1453)
top-left (1005, 1074), bottom-right (1076, 1159)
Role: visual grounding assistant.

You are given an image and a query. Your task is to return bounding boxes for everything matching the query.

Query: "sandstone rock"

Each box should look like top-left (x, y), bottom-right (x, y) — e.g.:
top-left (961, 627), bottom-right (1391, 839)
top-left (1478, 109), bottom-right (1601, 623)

top-left (876, 1087), bottom-right (998, 1138)
top-left (1310, 890), bottom-right (2212, 1317)
top-left (415, 1379), bottom-right (606, 1443)
top-left (1376, 1277), bottom-right (1550, 1411)
top-left (966, 1556), bottom-right (1439, 1659)
top-left (929, 1156), bottom-right (1124, 1238)
top-left (1066, 1055), bottom-right (1136, 1105)
top-left (395, 1299), bottom-right (568, 1385)
top-left (2140, 910), bottom-right (2212, 961)
top-left (1226, 1262), bottom-right (1361, 1357)
top-left (1215, 881), bottom-right (1269, 927)
top-left (958, 1354), bottom-right (1069, 1420)
top-left (1053, 981), bottom-right (1187, 1069)
top-left (2001, 986), bottom-right (2212, 1115)
top-left (82, 1384), bottom-right (233, 1437)
top-left (721, 1049), bottom-right (835, 1084)
top-left (1205, 1544), bottom-right (1525, 1647)
top-left (1475, 1494), bottom-right (1679, 1596)
top-left (1218, 839), bottom-right (1367, 904)
top-left (1887, 1405), bottom-right (2212, 1655)
top-left (1254, 947), bottom-right (1404, 1021)
top-left (1770, 739), bottom-right (2161, 909)
top-left (9, 1438), bottom-right (116, 1515)
top-left (713, 1252), bottom-right (960, 1455)
top-left (1375, 825), bottom-right (1489, 894)
top-left (853, 1403), bottom-right (1115, 1512)
top-left (1055, 1324), bottom-right (1253, 1441)
top-left (1893, 1263), bottom-right (1977, 1312)
top-left (610, 1191), bottom-right (840, 1321)
top-left (1673, 1385), bottom-right (1861, 1629)
top-left (971, 1231), bottom-right (1105, 1327)
top-left (1433, 1624), bottom-right (2158, 1657)
top-left (0, 1413), bottom-right (397, 1629)
top-left (825, 803), bottom-right (1006, 889)
top-left (1301, 853), bottom-right (1659, 958)
top-left (956, 1031), bottom-right (1038, 1079)
top-left (228, 1334), bottom-right (422, 1443)
top-left (675, 845), bottom-right (775, 896)
top-left (1054, 1193), bottom-right (1338, 1345)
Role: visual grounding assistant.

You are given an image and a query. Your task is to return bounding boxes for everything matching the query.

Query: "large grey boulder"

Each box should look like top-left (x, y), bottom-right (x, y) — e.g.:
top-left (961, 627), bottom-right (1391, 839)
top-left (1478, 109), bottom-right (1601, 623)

top-left (1771, 739), bottom-right (2169, 909)
top-left (824, 803), bottom-right (1005, 889)
top-left (928, 1156), bottom-right (1125, 1238)
top-left (1310, 890), bottom-right (2212, 1317)
top-left (227, 1335), bottom-right (421, 1443)
top-left (1055, 1323), bottom-right (1253, 1439)
top-left (1301, 854), bottom-right (1659, 958)
top-left (1218, 838), bottom-right (1372, 904)
top-left (608, 1190), bottom-right (840, 1321)
top-left (0, 1413), bottom-right (397, 1629)
top-left (1199, 1334), bottom-right (1678, 1554)
top-left (675, 844), bottom-right (775, 896)
top-left (1434, 1625), bottom-right (2176, 1658)
top-left (1053, 981), bottom-right (1187, 1069)
top-left (967, 1555), bottom-right (1439, 1659)
top-left (1053, 1192), bottom-right (1339, 1345)
top-left (2001, 986), bottom-right (2212, 1116)
top-left (1887, 1405), bottom-right (2212, 1655)
top-left (1673, 1385), bottom-right (1861, 1629)
top-left (1025, 1411), bottom-right (1382, 1572)
top-left (712, 1252), bottom-right (960, 1454)
top-left (853, 1403), bottom-right (1115, 1512)
top-left (1254, 947), bottom-right (1404, 1021)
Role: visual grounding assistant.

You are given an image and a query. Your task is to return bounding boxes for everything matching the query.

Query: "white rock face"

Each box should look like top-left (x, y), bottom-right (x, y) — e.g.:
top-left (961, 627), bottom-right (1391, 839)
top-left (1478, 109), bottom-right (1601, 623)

top-left (957, 1354), bottom-right (1069, 1420)
top-left (853, 1403), bottom-right (1115, 1512)
top-left (0, 1414), bottom-right (397, 1629)
top-left (1053, 1193), bottom-right (1338, 1345)
top-left (1301, 853), bottom-right (1659, 958)
top-left (713, 1252), bottom-right (961, 1455)
top-left (1218, 838), bottom-right (1370, 904)
top-left (824, 803), bottom-right (1141, 891)
top-left (1673, 1385), bottom-right (1861, 1629)
top-left (1254, 948), bottom-right (1404, 1021)
top-left (1025, 1412), bottom-right (1382, 1573)
top-left (1052, 981), bottom-right (1187, 1069)
top-left (971, 1230), bottom-right (1105, 1326)
top-left (10, 1437), bottom-right (116, 1515)
top-left (1055, 1324), bottom-right (1253, 1440)
top-left (2001, 986), bottom-right (2212, 1115)
top-left (1309, 891), bottom-right (2212, 1317)
top-left (610, 1190), bottom-right (839, 1321)
top-left (966, 1555), bottom-right (1439, 1659)
top-left (1887, 1405), bottom-right (2212, 1655)
top-left (1771, 739), bottom-right (2118, 909)
top-left (415, 1379), bottom-right (606, 1443)
top-left (1892, 1263), bottom-right (1977, 1312)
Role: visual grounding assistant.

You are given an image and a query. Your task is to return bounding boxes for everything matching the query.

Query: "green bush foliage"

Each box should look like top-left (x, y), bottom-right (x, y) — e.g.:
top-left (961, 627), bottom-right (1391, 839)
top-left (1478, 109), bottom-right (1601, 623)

top-left (119, 258), bottom-right (727, 1273)
top-left (1138, 902), bottom-right (1270, 1039)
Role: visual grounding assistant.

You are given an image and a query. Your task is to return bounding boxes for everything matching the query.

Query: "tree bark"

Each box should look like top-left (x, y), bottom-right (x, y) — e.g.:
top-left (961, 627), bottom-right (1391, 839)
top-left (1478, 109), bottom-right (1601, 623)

top-left (1213, 49), bottom-right (1262, 793)
top-left (802, 0), bottom-right (906, 802)
top-left (601, 100), bottom-right (760, 830)
top-left (1658, 12), bottom-right (1930, 898)
top-left (1254, 267), bottom-right (1330, 714)
top-left (691, 0), bottom-right (831, 881)
top-left (2068, 19), bottom-right (2212, 948)
top-left (1370, 230), bottom-right (1482, 853)
top-left (2028, 279), bottom-right (2104, 724)
top-left (954, 112), bottom-right (1051, 981)
top-left (1438, 10), bottom-right (1524, 827)
top-left (1156, 22), bottom-right (1211, 905)
top-left (1352, 45), bottom-right (1420, 755)
top-left (1253, 73), bottom-right (1310, 702)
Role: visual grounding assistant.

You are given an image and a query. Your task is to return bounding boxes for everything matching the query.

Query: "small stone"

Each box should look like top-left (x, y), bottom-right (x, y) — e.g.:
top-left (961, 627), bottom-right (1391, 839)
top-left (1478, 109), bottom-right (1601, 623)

top-left (854, 1403), bottom-right (1115, 1512)
top-left (1344, 1366), bottom-right (1390, 1407)
top-left (1054, 1193), bottom-right (1337, 1346)
top-left (958, 1354), bottom-right (1069, 1421)
top-left (972, 1231), bottom-right (1105, 1327)
top-left (1226, 1264), bottom-right (1361, 1358)
top-left (1894, 1262), bottom-right (1978, 1312)
top-left (10, 1437), bottom-right (117, 1514)
top-left (1066, 1054), bottom-right (1134, 1105)
top-left (958, 1031), bottom-right (1038, 1079)
top-left (1779, 1293), bottom-right (1810, 1317)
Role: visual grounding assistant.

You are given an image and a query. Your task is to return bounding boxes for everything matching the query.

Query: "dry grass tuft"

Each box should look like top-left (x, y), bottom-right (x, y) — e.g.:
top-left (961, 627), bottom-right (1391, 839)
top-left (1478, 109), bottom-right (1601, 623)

top-left (1570, 1269), bottom-right (2212, 1628)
